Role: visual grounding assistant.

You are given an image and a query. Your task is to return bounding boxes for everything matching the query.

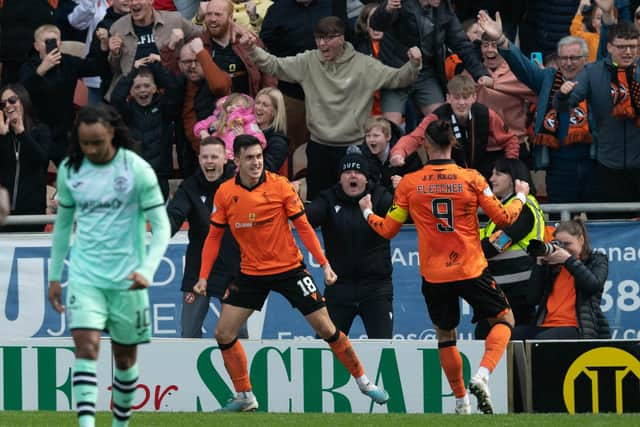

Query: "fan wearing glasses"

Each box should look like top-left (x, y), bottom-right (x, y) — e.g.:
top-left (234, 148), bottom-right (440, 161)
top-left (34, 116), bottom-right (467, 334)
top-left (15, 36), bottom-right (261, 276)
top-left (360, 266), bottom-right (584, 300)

top-left (478, 11), bottom-right (595, 204)
top-left (554, 21), bottom-right (640, 204)
top-left (0, 83), bottom-right (52, 231)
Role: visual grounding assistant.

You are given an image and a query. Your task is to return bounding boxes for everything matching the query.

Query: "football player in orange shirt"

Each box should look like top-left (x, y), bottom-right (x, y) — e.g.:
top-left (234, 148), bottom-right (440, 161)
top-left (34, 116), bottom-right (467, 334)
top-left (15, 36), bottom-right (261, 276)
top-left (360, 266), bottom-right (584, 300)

top-left (360, 120), bottom-right (530, 414)
top-left (194, 134), bottom-right (389, 411)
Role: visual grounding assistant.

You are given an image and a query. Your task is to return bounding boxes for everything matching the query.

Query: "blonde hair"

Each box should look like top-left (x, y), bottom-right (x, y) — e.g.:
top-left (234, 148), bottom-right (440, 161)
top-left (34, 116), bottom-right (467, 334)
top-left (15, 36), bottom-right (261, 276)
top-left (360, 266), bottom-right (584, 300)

top-left (34, 24), bottom-right (60, 42)
top-left (256, 87), bottom-right (287, 134)
top-left (364, 116), bottom-right (391, 139)
top-left (217, 93), bottom-right (253, 131)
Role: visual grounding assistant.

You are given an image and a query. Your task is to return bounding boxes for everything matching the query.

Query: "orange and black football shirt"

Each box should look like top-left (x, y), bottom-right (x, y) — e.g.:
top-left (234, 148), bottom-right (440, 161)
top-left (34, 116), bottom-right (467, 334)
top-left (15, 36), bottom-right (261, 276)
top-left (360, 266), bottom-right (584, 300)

top-left (368, 159), bottom-right (524, 283)
top-left (209, 171), bottom-right (312, 276)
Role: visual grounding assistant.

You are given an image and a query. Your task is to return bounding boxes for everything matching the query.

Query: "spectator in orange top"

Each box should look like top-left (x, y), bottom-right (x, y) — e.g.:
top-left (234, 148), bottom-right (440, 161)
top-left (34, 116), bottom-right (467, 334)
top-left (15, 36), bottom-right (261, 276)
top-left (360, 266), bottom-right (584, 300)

top-left (359, 119), bottom-right (529, 415)
top-left (390, 74), bottom-right (520, 180)
top-left (513, 217), bottom-right (610, 340)
top-left (194, 134), bottom-right (390, 412)
top-left (570, 0), bottom-right (606, 61)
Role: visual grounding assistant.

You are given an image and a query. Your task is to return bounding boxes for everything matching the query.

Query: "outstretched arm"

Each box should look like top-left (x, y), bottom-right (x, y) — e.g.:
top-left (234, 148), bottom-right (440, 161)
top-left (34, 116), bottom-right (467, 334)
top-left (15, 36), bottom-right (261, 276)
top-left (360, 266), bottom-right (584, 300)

top-left (359, 194), bottom-right (404, 239)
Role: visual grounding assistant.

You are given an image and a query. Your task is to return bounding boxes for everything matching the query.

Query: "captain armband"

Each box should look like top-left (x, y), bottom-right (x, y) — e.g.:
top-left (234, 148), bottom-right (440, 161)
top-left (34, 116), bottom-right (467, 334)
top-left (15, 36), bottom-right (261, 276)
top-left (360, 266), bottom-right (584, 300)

top-left (387, 204), bottom-right (409, 223)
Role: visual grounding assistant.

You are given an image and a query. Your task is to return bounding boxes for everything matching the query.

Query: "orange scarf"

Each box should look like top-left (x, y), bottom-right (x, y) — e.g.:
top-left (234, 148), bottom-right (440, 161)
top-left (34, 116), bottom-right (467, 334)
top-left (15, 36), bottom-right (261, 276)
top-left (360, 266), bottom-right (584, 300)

top-left (610, 65), bottom-right (640, 127)
top-left (534, 71), bottom-right (591, 149)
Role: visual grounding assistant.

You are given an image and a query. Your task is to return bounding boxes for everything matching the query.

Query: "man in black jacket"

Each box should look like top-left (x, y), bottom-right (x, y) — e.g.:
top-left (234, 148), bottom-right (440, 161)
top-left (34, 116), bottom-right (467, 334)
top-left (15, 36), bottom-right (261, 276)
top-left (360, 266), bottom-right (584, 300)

top-left (111, 59), bottom-right (181, 199)
top-left (305, 150), bottom-right (395, 338)
top-left (166, 137), bottom-right (245, 338)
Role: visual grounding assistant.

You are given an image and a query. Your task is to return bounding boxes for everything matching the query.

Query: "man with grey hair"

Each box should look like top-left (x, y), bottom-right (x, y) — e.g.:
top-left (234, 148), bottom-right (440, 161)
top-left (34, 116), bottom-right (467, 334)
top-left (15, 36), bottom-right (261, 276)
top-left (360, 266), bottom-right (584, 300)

top-left (478, 10), bottom-right (595, 204)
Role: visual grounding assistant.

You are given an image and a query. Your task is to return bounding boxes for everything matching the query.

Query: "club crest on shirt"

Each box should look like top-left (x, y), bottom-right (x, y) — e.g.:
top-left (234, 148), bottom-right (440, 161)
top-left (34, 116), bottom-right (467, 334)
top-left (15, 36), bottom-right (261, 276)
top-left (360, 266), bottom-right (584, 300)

top-left (249, 212), bottom-right (256, 221)
top-left (114, 176), bottom-right (129, 193)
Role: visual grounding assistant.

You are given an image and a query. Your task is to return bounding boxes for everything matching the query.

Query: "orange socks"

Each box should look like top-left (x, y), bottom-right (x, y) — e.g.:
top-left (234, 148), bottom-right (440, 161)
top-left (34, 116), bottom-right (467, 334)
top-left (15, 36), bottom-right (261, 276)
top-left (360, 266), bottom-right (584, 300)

top-left (480, 323), bottom-right (512, 372)
top-left (326, 330), bottom-right (365, 378)
top-left (219, 338), bottom-right (251, 392)
top-left (438, 342), bottom-right (466, 398)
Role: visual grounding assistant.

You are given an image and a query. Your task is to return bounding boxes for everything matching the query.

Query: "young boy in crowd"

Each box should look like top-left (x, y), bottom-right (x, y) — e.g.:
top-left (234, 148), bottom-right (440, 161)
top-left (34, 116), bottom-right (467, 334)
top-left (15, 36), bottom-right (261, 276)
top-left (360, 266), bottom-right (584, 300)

top-left (359, 116), bottom-right (422, 192)
top-left (111, 55), bottom-right (181, 200)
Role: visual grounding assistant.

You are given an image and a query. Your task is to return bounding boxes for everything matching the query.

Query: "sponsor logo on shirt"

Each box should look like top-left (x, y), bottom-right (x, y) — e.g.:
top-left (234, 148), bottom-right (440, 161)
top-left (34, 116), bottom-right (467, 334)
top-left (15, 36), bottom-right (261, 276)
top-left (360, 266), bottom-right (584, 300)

top-left (78, 198), bottom-right (123, 213)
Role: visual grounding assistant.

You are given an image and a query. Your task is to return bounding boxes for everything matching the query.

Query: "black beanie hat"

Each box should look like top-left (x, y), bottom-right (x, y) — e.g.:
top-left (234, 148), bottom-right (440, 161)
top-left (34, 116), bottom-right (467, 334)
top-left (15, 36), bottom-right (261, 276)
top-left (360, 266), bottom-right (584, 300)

top-left (340, 152), bottom-right (369, 177)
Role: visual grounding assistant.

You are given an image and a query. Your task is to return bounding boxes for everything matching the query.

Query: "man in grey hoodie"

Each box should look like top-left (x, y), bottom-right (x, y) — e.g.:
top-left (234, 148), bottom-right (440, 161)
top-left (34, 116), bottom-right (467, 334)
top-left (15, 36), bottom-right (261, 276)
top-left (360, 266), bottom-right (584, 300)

top-left (242, 16), bottom-right (422, 199)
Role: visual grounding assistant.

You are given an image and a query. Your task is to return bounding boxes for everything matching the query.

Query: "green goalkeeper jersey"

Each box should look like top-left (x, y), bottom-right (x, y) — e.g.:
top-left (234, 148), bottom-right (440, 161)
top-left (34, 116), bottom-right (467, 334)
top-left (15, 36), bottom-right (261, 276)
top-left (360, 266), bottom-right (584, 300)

top-left (49, 148), bottom-right (169, 289)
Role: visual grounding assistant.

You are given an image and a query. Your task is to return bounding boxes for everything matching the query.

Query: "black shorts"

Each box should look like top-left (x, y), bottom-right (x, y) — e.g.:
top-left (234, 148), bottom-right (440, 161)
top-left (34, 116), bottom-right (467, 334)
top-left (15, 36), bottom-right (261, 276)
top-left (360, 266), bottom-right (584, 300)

top-left (421, 269), bottom-right (510, 331)
top-left (223, 267), bottom-right (326, 316)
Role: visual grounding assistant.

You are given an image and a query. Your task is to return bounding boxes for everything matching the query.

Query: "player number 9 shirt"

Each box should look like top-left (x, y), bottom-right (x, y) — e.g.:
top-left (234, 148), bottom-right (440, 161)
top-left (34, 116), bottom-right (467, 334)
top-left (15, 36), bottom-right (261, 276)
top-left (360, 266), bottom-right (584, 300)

top-left (390, 160), bottom-right (522, 283)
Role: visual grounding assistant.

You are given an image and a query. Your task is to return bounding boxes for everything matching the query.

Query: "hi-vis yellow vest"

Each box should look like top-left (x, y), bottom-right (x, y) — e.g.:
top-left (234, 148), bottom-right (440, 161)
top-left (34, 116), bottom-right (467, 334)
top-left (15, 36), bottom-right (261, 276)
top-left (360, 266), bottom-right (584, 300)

top-left (480, 194), bottom-right (545, 287)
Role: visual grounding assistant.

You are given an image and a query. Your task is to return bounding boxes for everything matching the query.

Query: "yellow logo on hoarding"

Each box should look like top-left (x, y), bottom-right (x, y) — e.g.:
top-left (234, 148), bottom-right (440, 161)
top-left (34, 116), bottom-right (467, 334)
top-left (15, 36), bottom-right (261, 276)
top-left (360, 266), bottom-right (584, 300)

top-left (562, 347), bottom-right (640, 413)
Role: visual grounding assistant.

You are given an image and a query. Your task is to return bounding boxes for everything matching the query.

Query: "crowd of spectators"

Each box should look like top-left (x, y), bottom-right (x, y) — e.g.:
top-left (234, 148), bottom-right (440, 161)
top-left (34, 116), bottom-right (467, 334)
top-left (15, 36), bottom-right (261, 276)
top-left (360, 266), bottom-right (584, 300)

top-left (0, 0), bottom-right (627, 341)
top-left (2, 0), bottom-right (639, 220)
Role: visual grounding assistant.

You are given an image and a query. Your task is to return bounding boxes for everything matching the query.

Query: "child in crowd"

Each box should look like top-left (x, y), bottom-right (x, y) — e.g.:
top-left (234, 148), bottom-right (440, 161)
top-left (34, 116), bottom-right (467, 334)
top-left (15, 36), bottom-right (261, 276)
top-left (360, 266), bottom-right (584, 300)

top-left (193, 93), bottom-right (266, 159)
top-left (359, 116), bottom-right (422, 192)
top-left (111, 56), bottom-right (180, 200)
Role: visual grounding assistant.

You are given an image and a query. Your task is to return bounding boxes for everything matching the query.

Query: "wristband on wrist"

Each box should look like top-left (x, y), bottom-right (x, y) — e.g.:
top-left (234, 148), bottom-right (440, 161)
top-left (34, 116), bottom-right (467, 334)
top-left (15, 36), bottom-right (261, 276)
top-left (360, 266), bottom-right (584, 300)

top-left (362, 208), bottom-right (373, 221)
top-left (515, 192), bottom-right (527, 203)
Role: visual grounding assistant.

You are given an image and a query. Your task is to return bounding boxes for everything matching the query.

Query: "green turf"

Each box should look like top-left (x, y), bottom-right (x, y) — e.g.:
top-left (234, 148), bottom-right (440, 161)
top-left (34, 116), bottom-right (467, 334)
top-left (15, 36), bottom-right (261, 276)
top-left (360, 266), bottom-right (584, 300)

top-left (0, 412), bottom-right (636, 427)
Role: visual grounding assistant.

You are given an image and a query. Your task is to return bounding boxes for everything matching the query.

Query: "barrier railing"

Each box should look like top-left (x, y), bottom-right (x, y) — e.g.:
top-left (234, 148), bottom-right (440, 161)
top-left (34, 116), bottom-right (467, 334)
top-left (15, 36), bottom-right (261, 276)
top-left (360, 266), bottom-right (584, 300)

top-left (4, 203), bottom-right (639, 227)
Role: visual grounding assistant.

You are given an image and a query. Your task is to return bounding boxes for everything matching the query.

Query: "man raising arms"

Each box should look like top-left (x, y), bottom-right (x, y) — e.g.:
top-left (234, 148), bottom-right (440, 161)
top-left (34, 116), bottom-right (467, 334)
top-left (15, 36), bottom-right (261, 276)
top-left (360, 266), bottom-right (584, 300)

top-left (360, 120), bottom-right (529, 414)
top-left (195, 135), bottom-right (389, 411)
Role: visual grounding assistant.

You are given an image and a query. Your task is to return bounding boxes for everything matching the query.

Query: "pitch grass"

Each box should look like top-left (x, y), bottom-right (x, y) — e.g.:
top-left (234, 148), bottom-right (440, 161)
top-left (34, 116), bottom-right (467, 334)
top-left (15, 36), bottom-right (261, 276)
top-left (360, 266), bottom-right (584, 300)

top-left (0, 412), bottom-right (636, 427)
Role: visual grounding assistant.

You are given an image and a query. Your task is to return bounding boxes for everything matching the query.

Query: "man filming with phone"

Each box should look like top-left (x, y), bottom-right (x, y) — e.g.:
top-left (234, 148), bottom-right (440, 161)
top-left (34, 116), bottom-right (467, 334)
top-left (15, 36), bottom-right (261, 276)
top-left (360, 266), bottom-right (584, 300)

top-left (19, 24), bottom-right (111, 166)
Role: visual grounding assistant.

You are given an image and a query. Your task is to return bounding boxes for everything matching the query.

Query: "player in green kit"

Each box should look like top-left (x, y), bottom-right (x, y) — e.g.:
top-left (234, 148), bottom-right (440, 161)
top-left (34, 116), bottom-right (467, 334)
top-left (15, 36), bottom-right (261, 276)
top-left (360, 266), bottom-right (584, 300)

top-left (48, 104), bottom-right (170, 427)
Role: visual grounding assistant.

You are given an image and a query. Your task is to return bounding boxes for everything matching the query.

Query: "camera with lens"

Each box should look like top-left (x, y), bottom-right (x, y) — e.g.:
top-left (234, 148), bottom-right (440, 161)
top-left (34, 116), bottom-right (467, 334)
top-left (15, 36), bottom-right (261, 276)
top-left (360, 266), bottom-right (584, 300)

top-left (527, 239), bottom-right (565, 257)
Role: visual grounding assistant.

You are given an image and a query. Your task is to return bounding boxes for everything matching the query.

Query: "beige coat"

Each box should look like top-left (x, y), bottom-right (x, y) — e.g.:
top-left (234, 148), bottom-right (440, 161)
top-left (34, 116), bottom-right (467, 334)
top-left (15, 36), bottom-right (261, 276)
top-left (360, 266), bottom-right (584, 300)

top-left (249, 42), bottom-right (419, 146)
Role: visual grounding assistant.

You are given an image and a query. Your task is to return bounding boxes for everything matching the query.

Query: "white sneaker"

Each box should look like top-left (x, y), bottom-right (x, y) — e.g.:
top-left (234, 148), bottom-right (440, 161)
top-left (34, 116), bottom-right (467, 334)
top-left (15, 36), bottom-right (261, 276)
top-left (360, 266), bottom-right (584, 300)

top-left (216, 394), bottom-right (258, 412)
top-left (469, 374), bottom-right (493, 414)
top-left (455, 401), bottom-right (471, 414)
